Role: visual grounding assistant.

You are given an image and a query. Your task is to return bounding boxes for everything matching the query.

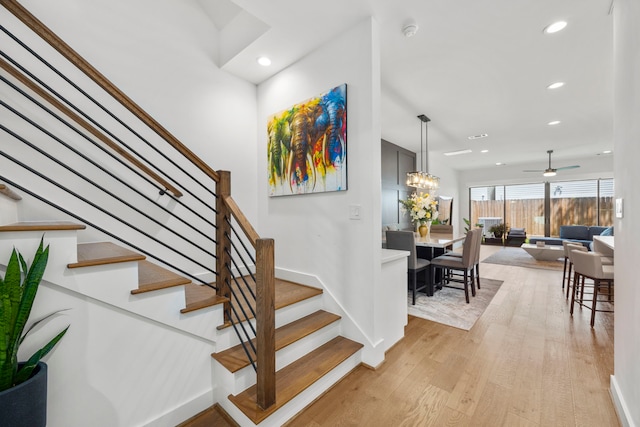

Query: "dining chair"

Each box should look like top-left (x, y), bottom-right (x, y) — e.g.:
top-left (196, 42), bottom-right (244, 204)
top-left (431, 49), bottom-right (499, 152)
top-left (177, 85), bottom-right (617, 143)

top-left (429, 229), bottom-right (480, 303)
top-left (385, 230), bottom-right (431, 305)
top-left (442, 227), bottom-right (482, 290)
top-left (569, 249), bottom-right (614, 327)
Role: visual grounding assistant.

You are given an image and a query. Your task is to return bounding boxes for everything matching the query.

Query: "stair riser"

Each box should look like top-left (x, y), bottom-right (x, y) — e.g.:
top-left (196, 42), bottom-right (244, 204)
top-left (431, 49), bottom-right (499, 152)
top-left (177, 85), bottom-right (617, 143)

top-left (0, 197), bottom-right (19, 224)
top-left (219, 349), bottom-right (362, 427)
top-left (216, 295), bottom-right (324, 350)
top-left (61, 263), bottom-right (223, 341)
top-left (216, 321), bottom-right (341, 395)
top-left (0, 230), bottom-right (79, 280)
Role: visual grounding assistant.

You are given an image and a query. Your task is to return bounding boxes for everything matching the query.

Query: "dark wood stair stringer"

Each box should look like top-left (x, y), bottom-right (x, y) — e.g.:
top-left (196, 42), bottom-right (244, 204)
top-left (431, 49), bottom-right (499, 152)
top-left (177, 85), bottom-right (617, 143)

top-left (228, 336), bottom-right (363, 424)
top-left (213, 310), bottom-right (341, 373)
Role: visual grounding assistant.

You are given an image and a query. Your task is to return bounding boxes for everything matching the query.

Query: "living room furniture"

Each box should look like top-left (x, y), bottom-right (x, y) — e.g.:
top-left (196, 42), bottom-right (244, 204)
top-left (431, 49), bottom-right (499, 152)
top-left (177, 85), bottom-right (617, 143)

top-left (385, 230), bottom-right (430, 305)
top-left (430, 229), bottom-right (481, 303)
top-left (521, 243), bottom-right (564, 261)
top-left (528, 225), bottom-right (609, 248)
top-left (505, 227), bottom-right (526, 246)
top-left (570, 249), bottom-right (614, 327)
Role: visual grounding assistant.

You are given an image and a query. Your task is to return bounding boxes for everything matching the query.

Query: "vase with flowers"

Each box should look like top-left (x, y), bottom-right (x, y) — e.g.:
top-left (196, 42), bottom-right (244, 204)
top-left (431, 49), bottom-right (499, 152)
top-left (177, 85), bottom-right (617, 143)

top-left (399, 192), bottom-right (439, 237)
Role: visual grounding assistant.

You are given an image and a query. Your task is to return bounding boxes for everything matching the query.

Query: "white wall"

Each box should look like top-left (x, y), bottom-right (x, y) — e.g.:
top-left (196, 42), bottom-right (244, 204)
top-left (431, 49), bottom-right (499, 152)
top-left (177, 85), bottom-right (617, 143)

top-left (257, 18), bottom-right (386, 364)
top-left (611, 1), bottom-right (640, 425)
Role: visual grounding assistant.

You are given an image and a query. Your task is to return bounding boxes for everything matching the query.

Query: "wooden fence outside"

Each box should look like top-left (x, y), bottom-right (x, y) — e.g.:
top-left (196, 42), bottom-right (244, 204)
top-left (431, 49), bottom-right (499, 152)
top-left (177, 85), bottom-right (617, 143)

top-left (471, 197), bottom-right (614, 237)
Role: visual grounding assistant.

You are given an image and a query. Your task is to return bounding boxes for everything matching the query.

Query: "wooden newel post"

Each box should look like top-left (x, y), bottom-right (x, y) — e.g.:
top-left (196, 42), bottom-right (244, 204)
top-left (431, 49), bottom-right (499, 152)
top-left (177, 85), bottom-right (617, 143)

top-left (216, 170), bottom-right (232, 323)
top-left (256, 238), bottom-right (276, 409)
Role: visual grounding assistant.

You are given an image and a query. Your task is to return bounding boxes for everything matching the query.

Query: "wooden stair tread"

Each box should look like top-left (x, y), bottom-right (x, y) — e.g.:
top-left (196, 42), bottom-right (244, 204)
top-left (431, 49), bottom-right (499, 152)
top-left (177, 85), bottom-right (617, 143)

top-left (217, 278), bottom-right (323, 329)
top-left (68, 242), bottom-right (145, 268)
top-left (0, 183), bottom-right (22, 201)
top-left (181, 283), bottom-right (228, 313)
top-left (0, 221), bottom-right (85, 232)
top-left (213, 310), bottom-right (341, 373)
top-left (131, 260), bottom-right (191, 294)
top-left (228, 336), bottom-right (363, 424)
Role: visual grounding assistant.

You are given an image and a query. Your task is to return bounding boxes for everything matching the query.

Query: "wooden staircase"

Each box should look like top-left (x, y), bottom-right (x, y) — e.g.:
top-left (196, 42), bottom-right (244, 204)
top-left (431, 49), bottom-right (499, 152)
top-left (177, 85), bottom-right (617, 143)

top-left (0, 217), bottom-right (363, 426)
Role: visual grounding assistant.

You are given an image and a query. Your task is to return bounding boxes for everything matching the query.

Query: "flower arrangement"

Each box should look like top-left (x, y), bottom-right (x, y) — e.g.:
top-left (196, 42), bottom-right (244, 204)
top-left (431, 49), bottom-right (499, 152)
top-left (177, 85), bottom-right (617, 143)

top-left (399, 192), bottom-right (439, 225)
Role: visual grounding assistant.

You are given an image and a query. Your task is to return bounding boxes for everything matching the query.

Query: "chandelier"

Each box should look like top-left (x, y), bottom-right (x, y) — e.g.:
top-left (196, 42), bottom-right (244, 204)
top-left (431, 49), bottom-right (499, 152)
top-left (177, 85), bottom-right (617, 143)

top-left (406, 114), bottom-right (440, 190)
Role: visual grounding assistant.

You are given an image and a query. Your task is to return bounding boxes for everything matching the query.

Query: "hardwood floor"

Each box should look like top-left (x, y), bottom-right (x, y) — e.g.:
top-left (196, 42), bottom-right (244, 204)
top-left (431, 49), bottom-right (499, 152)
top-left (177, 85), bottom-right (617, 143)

top-left (182, 245), bottom-right (618, 426)
top-left (287, 245), bottom-right (618, 426)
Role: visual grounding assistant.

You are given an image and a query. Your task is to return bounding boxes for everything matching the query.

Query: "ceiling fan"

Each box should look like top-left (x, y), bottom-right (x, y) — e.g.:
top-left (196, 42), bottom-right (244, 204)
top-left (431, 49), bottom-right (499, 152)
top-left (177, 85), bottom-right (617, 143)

top-left (523, 150), bottom-right (580, 177)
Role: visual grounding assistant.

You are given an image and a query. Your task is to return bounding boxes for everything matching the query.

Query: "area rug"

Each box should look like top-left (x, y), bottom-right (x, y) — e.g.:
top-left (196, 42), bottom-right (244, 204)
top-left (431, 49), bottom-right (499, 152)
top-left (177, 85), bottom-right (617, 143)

top-left (482, 246), bottom-right (564, 271)
top-left (407, 278), bottom-right (503, 330)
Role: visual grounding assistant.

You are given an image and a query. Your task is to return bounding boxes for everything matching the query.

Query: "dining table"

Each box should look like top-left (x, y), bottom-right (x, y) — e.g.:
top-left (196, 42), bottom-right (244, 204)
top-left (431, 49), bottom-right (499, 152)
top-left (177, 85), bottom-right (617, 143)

top-left (415, 232), bottom-right (466, 260)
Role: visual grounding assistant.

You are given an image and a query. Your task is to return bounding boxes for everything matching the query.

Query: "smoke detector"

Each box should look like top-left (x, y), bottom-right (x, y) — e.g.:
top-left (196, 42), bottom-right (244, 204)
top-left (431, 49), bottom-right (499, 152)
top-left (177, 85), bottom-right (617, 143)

top-left (402, 23), bottom-right (419, 37)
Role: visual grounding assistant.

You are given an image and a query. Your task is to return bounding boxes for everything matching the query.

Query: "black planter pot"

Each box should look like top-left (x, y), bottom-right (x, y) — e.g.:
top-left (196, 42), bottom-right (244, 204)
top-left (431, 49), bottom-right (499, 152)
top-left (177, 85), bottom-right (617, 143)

top-left (0, 362), bottom-right (48, 427)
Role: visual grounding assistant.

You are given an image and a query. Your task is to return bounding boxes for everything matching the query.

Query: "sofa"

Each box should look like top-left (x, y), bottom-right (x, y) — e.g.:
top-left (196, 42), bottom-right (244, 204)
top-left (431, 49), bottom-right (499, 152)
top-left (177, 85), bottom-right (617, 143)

top-left (528, 225), bottom-right (611, 248)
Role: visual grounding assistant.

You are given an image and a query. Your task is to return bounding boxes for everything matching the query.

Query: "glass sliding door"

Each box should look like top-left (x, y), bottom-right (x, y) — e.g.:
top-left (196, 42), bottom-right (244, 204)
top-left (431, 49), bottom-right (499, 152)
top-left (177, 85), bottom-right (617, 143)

top-left (470, 186), bottom-right (504, 236)
top-left (550, 180), bottom-right (598, 236)
top-left (505, 183), bottom-right (545, 237)
top-left (598, 178), bottom-right (614, 227)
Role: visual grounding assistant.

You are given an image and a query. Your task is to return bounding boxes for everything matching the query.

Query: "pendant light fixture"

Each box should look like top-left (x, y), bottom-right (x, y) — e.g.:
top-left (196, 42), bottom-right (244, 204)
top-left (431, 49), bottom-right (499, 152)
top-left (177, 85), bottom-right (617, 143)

top-left (406, 114), bottom-right (440, 190)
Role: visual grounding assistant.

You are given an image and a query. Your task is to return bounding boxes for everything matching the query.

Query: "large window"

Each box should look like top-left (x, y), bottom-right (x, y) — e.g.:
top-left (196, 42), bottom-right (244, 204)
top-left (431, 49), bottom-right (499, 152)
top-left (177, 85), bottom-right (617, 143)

top-left (470, 178), bottom-right (613, 238)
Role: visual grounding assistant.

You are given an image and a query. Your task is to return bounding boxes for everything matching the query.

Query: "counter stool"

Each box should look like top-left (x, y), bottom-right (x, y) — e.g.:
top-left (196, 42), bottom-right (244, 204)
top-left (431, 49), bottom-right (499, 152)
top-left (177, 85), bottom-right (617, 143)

top-left (565, 243), bottom-right (587, 299)
top-left (570, 249), bottom-right (614, 327)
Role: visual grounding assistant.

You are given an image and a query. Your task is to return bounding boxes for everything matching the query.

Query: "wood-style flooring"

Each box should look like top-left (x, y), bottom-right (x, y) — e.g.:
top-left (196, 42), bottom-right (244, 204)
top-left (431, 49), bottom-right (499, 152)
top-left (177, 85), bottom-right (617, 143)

top-left (183, 245), bottom-right (619, 426)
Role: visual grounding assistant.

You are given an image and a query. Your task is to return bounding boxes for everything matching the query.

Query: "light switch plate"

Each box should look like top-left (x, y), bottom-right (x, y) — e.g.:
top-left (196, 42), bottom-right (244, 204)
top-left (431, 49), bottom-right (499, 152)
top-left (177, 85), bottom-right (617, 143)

top-left (615, 198), bottom-right (623, 218)
top-left (349, 204), bottom-right (361, 220)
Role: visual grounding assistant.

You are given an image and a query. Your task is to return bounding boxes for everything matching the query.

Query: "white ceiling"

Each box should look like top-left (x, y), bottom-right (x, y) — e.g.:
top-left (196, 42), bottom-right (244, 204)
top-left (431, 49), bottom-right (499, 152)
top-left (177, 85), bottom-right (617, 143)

top-left (202, 0), bottom-right (614, 173)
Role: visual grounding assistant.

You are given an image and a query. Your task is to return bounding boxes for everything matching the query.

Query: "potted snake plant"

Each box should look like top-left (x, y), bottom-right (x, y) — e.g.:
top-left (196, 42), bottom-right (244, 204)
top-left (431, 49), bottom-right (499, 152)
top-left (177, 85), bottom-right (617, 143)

top-left (0, 237), bottom-right (69, 427)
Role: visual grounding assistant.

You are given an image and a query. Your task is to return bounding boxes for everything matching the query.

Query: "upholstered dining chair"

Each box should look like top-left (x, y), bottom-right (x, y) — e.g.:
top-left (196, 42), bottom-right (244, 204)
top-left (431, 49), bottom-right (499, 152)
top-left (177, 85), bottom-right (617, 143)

top-left (385, 230), bottom-right (430, 305)
top-left (429, 229), bottom-right (480, 303)
top-left (569, 249), bottom-right (614, 327)
top-left (443, 227), bottom-right (482, 290)
top-left (565, 243), bottom-right (587, 299)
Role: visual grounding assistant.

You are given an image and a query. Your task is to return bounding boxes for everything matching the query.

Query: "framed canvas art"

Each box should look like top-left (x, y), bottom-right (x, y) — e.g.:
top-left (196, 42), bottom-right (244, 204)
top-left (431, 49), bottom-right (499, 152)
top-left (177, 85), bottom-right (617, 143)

top-left (267, 84), bottom-right (347, 196)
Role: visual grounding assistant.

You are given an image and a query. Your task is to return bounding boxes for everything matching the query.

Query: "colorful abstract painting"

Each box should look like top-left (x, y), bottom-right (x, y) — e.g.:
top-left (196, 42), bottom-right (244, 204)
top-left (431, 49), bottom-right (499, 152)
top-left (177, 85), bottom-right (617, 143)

top-left (267, 84), bottom-right (347, 196)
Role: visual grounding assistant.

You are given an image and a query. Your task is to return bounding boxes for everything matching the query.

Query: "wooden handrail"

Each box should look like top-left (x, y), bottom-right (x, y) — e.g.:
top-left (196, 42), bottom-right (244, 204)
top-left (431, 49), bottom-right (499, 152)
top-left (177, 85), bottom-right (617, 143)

top-left (223, 195), bottom-right (260, 248)
top-left (1, 0), bottom-right (220, 184)
top-left (0, 183), bottom-right (22, 200)
top-left (0, 57), bottom-right (183, 198)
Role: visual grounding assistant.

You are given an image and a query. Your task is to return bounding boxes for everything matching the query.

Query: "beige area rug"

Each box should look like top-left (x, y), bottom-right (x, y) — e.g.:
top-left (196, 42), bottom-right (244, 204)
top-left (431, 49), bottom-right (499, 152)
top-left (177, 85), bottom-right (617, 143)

top-left (407, 278), bottom-right (504, 330)
top-left (482, 246), bottom-right (564, 271)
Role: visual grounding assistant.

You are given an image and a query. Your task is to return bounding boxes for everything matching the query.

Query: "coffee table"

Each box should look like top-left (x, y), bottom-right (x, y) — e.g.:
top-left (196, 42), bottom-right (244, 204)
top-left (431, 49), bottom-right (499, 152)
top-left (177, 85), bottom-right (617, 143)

top-left (521, 243), bottom-right (564, 261)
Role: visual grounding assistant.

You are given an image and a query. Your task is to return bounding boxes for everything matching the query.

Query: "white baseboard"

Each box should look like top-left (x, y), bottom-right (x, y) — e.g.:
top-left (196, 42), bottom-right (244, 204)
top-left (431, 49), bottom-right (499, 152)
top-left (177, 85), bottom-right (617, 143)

top-left (610, 374), bottom-right (636, 427)
top-left (142, 388), bottom-right (214, 427)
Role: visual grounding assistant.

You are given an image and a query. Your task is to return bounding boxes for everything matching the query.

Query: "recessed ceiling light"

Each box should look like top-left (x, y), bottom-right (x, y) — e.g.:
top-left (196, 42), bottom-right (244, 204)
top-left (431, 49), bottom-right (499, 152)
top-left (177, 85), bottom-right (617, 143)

top-left (547, 82), bottom-right (565, 89)
top-left (603, 150), bottom-right (612, 154)
top-left (468, 133), bottom-right (488, 140)
top-left (496, 162), bottom-right (506, 166)
top-left (548, 120), bottom-right (561, 126)
top-left (481, 149), bottom-right (489, 153)
top-left (444, 149), bottom-right (473, 156)
top-left (257, 56), bottom-right (272, 66)
top-left (544, 21), bottom-right (567, 34)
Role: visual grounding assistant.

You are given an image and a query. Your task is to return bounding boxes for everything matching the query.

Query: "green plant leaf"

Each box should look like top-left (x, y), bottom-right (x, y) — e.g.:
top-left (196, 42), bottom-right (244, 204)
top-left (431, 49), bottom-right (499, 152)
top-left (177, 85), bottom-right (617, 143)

top-left (0, 236), bottom-right (67, 391)
top-left (14, 325), bottom-right (69, 386)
